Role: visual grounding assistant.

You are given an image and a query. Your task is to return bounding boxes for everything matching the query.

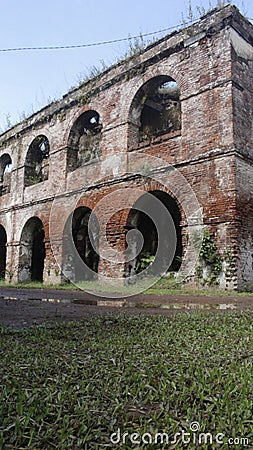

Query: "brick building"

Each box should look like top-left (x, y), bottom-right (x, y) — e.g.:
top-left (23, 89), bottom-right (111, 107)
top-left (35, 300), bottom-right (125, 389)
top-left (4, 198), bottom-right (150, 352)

top-left (0, 4), bottom-right (252, 291)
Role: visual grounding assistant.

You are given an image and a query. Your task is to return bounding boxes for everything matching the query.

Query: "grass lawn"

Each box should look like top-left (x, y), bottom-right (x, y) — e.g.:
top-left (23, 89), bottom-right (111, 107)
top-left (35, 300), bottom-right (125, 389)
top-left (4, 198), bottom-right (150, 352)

top-left (1, 312), bottom-right (253, 449)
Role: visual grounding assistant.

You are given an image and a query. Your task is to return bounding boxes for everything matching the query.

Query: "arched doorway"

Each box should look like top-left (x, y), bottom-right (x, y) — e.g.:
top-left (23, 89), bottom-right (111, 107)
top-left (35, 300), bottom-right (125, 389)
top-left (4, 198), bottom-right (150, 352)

top-left (62, 207), bottom-right (99, 282)
top-left (0, 225), bottom-right (7, 279)
top-left (125, 190), bottom-right (182, 277)
top-left (18, 217), bottom-right (45, 282)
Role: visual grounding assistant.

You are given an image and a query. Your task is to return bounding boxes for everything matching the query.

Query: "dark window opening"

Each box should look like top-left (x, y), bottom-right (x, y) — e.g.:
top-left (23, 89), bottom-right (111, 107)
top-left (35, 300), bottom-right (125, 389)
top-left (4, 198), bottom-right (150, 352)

top-left (125, 190), bottom-right (182, 278)
top-left (129, 76), bottom-right (181, 146)
top-left (67, 110), bottom-right (102, 172)
top-left (24, 135), bottom-right (49, 187)
top-left (62, 207), bottom-right (99, 282)
top-left (0, 153), bottom-right (12, 196)
top-left (0, 225), bottom-right (7, 279)
top-left (18, 217), bottom-right (45, 283)
top-left (140, 79), bottom-right (181, 141)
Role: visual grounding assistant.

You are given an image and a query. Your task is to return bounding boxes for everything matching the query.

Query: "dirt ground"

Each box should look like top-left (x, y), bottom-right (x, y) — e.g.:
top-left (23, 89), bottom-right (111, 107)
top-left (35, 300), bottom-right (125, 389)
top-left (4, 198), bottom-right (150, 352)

top-left (1, 286), bottom-right (253, 328)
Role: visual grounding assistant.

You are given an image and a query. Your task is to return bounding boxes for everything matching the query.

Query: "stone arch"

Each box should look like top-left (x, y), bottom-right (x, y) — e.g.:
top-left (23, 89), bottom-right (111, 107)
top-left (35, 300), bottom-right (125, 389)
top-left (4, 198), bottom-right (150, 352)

top-left (24, 135), bottom-right (50, 187)
top-left (125, 190), bottom-right (182, 278)
top-left (18, 217), bottom-right (45, 282)
top-left (67, 110), bottom-right (102, 172)
top-left (62, 206), bottom-right (99, 282)
top-left (0, 224), bottom-right (7, 279)
top-left (0, 153), bottom-right (12, 195)
top-left (128, 75), bottom-right (181, 147)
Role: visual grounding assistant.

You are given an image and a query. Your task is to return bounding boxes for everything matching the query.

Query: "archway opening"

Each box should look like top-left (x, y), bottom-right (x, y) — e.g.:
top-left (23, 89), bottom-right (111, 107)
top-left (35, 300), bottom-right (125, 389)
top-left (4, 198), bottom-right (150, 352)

top-left (67, 110), bottom-right (102, 171)
top-left (24, 135), bottom-right (49, 187)
top-left (0, 225), bottom-right (7, 279)
top-left (18, 217), bottom-right (45, 282)
top-left (125, 190), bottom-right (182, 278)
top-left (62, 207), bottom-right (99, 282)
top-left (0, 153), bottom-right (12, 195)
top-left (128, 75), bottom-right (181, 146)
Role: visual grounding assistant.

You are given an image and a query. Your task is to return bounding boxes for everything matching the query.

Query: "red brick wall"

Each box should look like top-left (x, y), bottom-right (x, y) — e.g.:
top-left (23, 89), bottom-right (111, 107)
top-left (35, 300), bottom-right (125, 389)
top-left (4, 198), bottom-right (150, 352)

top-left (0, 5), bottom-right (252, 290)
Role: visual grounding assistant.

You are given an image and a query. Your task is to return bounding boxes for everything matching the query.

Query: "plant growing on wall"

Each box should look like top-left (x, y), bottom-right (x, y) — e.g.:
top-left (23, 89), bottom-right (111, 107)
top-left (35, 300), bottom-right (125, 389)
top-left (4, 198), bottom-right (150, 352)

top-left (136, 252), bottom-right (155, 274)
top-left (195, 230), bottom-right (222, 285)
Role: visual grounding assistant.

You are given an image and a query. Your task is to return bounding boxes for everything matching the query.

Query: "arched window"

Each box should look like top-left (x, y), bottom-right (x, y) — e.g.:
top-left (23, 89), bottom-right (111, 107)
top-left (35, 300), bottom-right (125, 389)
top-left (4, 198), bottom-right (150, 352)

top-left (24, 135), bottom-right (49, 187)
top-left (129, 75), bottom-right (181, 146)
top-left (18, 217), bottom-right (45, 282)
top-left (0, 153), bottom-right (12, 195)
top-left (67, 110), bottom-right (102, 171)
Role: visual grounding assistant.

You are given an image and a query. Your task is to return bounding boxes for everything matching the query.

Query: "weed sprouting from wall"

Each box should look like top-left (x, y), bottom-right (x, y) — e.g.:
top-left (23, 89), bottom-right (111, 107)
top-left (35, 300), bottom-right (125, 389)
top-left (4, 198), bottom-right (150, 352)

top-left (195, 230), bottom-right (222, 285)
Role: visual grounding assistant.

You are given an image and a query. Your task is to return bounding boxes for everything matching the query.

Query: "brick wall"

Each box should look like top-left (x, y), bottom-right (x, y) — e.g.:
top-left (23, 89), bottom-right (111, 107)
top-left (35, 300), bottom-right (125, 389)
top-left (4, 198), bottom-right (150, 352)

top-left (0, 5), bottom-right (252, 290)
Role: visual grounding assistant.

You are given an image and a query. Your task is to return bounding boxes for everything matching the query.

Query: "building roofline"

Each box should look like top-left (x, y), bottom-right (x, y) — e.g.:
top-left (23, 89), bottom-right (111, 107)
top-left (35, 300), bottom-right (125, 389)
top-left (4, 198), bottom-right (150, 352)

top-left (1, 3), bottom-right (252, 143)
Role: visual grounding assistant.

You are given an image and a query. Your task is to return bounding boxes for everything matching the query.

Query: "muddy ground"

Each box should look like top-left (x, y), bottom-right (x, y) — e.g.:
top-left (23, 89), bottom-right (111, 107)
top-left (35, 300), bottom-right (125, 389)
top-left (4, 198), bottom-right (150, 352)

top-left (1, 286), bottom-right (253, 328)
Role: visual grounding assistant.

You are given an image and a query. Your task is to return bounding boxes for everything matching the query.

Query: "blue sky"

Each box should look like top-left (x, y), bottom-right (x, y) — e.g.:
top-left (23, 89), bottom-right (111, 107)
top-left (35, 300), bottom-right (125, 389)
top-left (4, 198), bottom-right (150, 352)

top-left (0, 0), bottom-right (251, 132)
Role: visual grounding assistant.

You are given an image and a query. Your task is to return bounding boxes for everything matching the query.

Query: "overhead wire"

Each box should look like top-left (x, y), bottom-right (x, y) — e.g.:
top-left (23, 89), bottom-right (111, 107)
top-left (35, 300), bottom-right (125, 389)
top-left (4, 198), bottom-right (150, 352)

top-left (0, 18), bottom-right (201, 53)
top-left (0, 12), bottom-right (252, 54)
top-left (0, 2), bottom-right (252, 55)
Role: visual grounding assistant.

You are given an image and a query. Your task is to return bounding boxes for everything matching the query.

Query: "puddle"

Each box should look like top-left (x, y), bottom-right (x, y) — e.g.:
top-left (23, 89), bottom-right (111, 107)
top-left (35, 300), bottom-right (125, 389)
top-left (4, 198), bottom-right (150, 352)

top-left (0, 296), bottom-right (240, 311)
top-left (218, 303), bottom-right (237, 310)
top-left (41, 298), bottom-right (72, 304)
top-left (97, 299), bottom-right (127, 308)
top-left (41, 298), bottom-right (97, 306)
top-left (0, 296), bottom-right (19, 301)
top-left (160, 303), bottom-right (238, 310)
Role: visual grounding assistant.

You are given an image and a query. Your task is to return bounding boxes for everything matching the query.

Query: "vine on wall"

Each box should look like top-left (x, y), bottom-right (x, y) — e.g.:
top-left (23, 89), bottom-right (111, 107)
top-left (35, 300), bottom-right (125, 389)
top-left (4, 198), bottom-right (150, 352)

top-left (195, 230), bottom-right (222, 285)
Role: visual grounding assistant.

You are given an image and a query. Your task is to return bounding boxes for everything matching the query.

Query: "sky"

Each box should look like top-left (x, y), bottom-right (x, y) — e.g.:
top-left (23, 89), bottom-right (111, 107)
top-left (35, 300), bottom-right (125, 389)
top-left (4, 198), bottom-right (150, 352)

top-left (0, 0), bottom-right (251, 133)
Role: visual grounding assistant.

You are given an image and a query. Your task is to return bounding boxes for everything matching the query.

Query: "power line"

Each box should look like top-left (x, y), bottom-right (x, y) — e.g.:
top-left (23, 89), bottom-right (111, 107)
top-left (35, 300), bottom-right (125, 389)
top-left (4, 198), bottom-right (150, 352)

top-left (0, 19), bottom-right (196, 53)
top-left (0, 14), bottom-right (252, 54)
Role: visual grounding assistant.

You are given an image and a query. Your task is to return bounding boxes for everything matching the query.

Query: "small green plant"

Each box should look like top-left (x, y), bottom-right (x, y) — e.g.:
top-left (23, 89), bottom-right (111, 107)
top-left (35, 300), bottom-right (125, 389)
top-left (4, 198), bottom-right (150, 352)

top-left (56, 111), bottom-right (66, 122)
top-left (136, 252), bottom-right (155, 273)
top-left (196, 230), bottom-right (222, 285)
top-left (76, 59), bottom-right (109, 86)
top-left (181, 0), bottom-right (237, 26)
top-left (27, 174), bottom-right (41, 185)
top-left (126, 32), bottom-right (146, 57)
top-left (224, 247), bottom-right (236, 279)
top-left (5, 269), bottom-right (13, 282)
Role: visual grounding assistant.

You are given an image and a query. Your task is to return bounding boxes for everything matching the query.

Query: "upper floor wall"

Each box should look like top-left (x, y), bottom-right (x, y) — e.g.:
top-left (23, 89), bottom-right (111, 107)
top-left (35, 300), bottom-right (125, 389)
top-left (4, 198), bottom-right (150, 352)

top-left (231, 28), bottom-right (253, 157)
top-left (0, 4), bottom-right (247, 208)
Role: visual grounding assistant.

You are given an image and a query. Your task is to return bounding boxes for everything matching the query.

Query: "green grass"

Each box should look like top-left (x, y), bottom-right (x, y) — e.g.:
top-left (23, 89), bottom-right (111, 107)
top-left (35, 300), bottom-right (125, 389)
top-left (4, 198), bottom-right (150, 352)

top-left (1, 313), bottom-right (253, 449)
top-left (0, 280), bottom-right (78, 290)
top-left (145, 277), bottom-right (253, 296)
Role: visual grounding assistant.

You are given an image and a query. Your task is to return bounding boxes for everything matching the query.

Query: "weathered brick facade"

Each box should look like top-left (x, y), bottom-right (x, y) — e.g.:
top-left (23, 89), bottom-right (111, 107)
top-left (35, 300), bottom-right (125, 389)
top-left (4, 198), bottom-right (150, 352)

top-left (0, 4), bottom-right (252, 291)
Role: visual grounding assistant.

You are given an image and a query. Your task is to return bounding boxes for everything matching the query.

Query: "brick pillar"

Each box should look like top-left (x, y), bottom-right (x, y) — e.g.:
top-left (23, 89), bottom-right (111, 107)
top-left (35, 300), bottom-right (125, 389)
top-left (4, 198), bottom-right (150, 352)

top-left (43, 238), bottom-right (61, 285)
top-left (5, 240), bottom-right (20, 283)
